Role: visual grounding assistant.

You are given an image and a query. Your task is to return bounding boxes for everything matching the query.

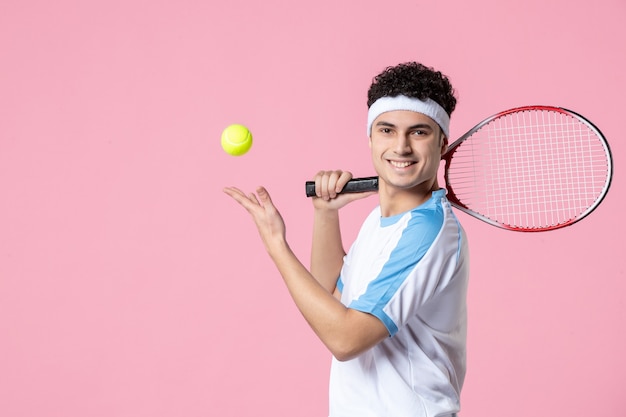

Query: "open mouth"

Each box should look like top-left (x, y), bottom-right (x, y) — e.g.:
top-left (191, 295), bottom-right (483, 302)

top-left (389, 160), bottom-right (415, 168)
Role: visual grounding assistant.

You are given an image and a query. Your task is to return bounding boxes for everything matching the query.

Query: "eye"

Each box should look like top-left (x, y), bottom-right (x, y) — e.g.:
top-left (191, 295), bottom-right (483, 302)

top-left (410, 128), bottom-right (433, 137)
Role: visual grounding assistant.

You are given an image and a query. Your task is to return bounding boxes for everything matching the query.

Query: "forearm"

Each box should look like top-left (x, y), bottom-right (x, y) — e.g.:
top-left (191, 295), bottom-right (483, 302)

top-left (310, 208), bottom-right (345, 293)
top-left (269, 239), bottom-right (385, 361)
top-left (223, 185), bottom-right (385, 360)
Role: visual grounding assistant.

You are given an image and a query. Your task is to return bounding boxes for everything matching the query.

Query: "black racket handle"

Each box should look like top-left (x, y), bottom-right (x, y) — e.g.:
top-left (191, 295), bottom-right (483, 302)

top-left (305, 177), bottom-right (379, 197)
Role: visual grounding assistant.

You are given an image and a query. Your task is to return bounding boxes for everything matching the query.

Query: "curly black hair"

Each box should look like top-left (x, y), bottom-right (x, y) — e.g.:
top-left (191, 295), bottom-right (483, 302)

top-left (367, 62), bottom-right (457, 116)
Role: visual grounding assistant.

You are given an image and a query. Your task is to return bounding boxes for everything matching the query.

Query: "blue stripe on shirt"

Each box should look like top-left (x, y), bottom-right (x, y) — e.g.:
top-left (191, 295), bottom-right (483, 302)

top-left (348, 193), bottom-right (445, 336)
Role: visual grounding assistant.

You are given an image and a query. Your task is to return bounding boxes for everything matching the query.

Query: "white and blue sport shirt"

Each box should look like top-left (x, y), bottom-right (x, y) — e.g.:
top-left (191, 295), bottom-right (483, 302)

top-left (329, 189), bottom-right (469, 417)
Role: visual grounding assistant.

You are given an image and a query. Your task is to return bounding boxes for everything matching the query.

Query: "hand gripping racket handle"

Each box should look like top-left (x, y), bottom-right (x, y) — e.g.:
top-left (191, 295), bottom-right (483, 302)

top-left (305, 177), bottom-right (379, 197)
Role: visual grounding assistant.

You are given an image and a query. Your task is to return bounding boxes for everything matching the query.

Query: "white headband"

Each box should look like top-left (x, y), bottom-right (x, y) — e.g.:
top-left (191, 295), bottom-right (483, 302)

top-left (367, 95), bottom-right (450, 138)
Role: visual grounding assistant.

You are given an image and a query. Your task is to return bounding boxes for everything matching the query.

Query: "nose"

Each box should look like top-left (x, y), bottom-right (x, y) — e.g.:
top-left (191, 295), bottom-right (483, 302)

top-left (393, 135), bottom-right (411, 154)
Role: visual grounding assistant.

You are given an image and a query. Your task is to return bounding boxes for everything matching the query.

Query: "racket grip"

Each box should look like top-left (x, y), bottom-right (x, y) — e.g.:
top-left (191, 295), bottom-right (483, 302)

top-left (305, 176), bottom-right (379, 197)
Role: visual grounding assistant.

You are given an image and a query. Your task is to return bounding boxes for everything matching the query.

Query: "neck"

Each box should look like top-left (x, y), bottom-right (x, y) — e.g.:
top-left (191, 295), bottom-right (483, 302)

top-left (378, 179), bottom-right (439, 217)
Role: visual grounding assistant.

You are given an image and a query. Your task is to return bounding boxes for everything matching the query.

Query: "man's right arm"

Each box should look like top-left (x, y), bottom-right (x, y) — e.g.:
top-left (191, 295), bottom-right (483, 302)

top-left (310, 207), bottom-right (345, 296)
top-left (308, 170), bottom-right (376, 297)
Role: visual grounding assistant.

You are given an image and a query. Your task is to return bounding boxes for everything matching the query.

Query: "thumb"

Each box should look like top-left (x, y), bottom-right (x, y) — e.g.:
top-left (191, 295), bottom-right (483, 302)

top-left (255, 186), bottom-right (275, 209)
top-left (345, 190), bottom-right (377, 202)
top-left (336, 190), bottom-right (378, 206)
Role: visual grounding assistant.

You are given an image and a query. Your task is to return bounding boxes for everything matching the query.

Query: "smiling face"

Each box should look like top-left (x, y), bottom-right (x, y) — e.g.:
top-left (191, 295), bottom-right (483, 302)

top-left (369, 110), bottom-right (448, 211)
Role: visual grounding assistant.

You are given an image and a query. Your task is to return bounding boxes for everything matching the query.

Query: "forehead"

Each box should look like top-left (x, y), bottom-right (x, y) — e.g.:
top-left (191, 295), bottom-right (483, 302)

top-left (373, 110), bottom-right (437, 128)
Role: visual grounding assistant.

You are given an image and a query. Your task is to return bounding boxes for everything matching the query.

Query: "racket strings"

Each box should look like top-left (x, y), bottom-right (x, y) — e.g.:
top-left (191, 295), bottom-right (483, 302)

top-left (447, 109), bottom-right (611, 230)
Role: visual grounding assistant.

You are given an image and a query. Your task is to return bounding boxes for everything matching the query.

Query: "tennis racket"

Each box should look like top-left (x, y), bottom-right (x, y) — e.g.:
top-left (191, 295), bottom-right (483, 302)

top-left (305, 106), bottom-right (613, 232)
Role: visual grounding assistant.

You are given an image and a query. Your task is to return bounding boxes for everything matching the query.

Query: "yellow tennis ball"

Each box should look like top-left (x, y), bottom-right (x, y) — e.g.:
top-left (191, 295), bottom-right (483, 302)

top-left (221, 124), bottom-right (253, 156)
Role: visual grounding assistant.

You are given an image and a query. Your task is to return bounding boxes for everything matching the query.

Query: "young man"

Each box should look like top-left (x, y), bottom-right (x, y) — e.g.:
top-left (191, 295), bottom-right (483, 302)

top-left (223, 62), bottom-right (469, 417)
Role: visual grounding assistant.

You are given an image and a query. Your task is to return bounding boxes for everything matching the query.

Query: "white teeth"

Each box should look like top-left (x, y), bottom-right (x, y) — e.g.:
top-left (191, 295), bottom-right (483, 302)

top-left (390, 161), bottom-right (413, 168)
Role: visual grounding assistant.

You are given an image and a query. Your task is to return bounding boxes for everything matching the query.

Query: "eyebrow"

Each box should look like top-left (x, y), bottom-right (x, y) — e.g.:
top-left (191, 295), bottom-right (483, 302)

top-left (374, 121), bottom-right (435, 130)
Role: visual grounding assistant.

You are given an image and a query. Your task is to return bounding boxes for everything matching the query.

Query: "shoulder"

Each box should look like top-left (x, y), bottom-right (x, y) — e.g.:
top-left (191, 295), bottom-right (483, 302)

top-left (403, 194), bottom-right (446, 237)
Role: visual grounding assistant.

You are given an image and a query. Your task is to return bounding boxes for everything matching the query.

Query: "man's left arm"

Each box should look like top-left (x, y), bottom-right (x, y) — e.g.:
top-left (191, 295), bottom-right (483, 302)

top-left (223, 185), bottom-right (388, 361)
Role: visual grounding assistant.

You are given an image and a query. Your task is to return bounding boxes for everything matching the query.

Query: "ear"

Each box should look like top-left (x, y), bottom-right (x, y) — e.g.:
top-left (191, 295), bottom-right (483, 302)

top-left (368, 136), bottom-right (372, 148)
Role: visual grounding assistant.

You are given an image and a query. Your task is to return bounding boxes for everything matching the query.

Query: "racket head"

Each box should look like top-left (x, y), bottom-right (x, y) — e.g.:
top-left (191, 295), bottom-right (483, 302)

top-left (443, 106), bottom-right (613, 232)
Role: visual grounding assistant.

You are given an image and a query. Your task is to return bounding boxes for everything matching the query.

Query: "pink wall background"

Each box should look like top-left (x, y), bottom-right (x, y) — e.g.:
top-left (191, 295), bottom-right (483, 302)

top-left (1, 1), bottom-right (624, 416)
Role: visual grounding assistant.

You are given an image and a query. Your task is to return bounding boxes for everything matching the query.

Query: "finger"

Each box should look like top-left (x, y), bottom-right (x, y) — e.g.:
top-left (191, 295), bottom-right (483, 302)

top-left (326, 171), bottom-right (341, 199)
top-left (223, 187), bottom-right (259, 210)
top-left (255, 186), bottom-right (276, 211)
top-left (318, 173), bottom-right (331, 200)
top-left (223, 186), bottom-right (246, 201)
top-left (312, 171), bottom-right (330, 198)
top-left (314, 171), bottom-right (324, 198)
top-left (314, 170), bottom-right (353, 200)
top-left (346, 190), bottom-right (377, 201)
top-left (335, 171), bottom-right (353, 194)
top-left (249, 194), bottom-right (259, 205)
top-left (322, 170), bottom-right (343, 199)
